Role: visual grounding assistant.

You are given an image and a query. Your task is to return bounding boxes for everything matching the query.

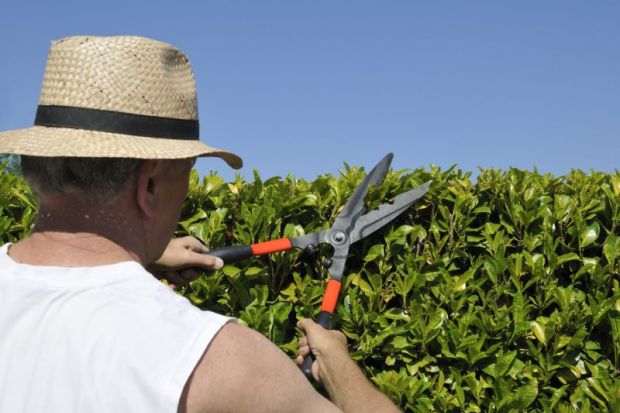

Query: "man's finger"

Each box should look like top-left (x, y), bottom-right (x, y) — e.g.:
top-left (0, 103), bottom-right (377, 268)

top-left (198, 254), bottom-right (224, 270)
top-left (298, 345), bottom-right (311, 358)
top-left (297, 318), bottom-right (315, 332)
top-left (297, 318), bottom-right (324, 340)
top-left (181, 236), bottom-right (210, 254)
top-left (180, 249), bottom-right (224, 270)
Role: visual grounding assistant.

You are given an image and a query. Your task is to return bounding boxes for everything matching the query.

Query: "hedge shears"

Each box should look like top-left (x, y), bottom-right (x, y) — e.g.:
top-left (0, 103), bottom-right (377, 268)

top-left (207, 153), bottom-right (429, 378)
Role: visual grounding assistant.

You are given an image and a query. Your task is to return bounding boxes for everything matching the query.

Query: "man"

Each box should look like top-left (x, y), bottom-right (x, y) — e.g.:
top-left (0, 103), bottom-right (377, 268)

top-left (0, 36), bottom-right (400, 412)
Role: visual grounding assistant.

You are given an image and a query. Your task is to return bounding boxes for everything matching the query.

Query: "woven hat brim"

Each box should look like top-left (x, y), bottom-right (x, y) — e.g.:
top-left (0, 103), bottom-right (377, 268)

top-left (0, 126), bottom-right (242, 169)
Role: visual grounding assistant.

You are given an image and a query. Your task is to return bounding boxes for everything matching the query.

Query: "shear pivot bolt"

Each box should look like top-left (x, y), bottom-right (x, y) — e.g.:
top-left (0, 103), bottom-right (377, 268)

top-left (331, 231), bottom-right (347, 244)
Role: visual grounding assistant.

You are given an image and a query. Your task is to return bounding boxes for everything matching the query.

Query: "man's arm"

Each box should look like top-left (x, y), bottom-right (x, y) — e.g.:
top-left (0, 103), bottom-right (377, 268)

top-left (179, 320), bottom-right (402, 413)
top-left (179, 322), bottom-right (341, 413)
top-left (152, 237), bottom-right (400, 412)
top-left (296, 319), bottom-right (401, 413)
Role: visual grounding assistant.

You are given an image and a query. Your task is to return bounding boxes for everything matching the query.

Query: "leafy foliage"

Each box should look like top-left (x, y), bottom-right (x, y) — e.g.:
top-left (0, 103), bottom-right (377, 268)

top-left (0, 155), bottom-right (20, 175)
top-left (2, 162), bottom-right (619, 412)
top-left (0, 161), bottom-right (36, 243)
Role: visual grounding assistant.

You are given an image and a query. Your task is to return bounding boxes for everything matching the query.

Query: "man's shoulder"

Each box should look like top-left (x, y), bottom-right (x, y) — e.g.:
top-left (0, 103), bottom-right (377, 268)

top-left (179, 322), bottom-right (340, 413)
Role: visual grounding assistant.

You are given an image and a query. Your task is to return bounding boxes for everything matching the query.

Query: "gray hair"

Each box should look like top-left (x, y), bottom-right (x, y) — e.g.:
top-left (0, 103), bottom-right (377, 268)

top-left (20, 156), bottom-right (142, 201)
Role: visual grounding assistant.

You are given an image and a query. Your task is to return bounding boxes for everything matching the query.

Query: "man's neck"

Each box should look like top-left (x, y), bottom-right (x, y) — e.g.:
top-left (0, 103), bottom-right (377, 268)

top-left (8, 195), bottom-right (149, 267)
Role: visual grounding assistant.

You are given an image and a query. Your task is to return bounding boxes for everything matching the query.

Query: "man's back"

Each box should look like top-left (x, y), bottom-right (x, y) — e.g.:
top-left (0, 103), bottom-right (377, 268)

top-left (0, 244), bottom-right (229, 412)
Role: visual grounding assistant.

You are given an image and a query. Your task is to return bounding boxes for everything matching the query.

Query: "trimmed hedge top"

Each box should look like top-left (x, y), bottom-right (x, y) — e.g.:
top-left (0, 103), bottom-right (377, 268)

top-left (1, 162), bottom-right (619, 412)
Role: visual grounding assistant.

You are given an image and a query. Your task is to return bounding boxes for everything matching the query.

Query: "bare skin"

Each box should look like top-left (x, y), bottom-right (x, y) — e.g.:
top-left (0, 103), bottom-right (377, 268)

top-left (9, 158), bottom-right (401, 413)
top-left (296, 319), bottom-right (401, 413)
top-left (148, 236), bottom-right (224, 289)
top-left (9, 159), bottom-right (191, 267)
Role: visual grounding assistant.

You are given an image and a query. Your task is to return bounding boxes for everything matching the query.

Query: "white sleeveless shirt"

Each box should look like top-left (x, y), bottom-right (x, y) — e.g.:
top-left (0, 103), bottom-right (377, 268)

top-left (0, 243), bottom-right (231, 412)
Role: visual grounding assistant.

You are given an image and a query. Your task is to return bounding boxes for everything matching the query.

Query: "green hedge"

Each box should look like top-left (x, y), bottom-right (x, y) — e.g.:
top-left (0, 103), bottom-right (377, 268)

top-left (2, 162), bottom-right (619, 412)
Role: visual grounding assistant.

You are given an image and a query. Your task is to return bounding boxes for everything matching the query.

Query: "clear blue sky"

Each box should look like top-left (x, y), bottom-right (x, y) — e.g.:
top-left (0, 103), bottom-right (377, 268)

top-left (1, 1), bottom-right (618, 181)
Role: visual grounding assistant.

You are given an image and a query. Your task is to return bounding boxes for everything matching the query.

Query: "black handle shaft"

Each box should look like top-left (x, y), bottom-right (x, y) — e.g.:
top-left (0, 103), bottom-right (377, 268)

top-left (301, 311), bottom-right (333, 380)
top-left (207, 245), bottom-right (253, 264)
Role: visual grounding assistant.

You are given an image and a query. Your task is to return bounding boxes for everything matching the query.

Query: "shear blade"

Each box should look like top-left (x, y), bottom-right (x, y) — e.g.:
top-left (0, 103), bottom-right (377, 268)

top-left (331, 153), bottom-right (393, 234)
top-left (348, 181), bottom-right (430, 244)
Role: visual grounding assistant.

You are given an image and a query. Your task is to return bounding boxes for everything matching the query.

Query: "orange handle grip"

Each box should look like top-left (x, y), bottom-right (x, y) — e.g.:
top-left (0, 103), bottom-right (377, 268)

top-left (320, 280), bottom-right (342, 314)
top-left (250, 238), bottom-right (293, 256)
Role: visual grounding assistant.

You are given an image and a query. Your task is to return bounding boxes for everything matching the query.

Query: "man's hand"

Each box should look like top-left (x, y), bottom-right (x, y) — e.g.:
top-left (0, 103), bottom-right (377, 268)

top-left (296, 318), bottom-right (402, 413)
top-left (147, 236), bottom-right (224, 289)
top-left (296, 319), bottom-right (349, 383)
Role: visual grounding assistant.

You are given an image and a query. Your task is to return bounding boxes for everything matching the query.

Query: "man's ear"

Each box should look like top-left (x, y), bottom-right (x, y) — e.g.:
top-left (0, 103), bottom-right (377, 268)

top-left (136, 160), bottom-right (160, 218)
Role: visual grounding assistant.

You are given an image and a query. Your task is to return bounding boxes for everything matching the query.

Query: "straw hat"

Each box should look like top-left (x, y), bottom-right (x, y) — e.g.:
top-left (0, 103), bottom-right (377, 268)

top-left (0, 35), bottom-right (242, 168)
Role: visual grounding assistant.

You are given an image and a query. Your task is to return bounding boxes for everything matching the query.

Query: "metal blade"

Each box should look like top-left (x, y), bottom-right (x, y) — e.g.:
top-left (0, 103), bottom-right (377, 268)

top-left (331, 153), bottom-right (393, 234)
top-left (348, 181), bottom-right (430, 244)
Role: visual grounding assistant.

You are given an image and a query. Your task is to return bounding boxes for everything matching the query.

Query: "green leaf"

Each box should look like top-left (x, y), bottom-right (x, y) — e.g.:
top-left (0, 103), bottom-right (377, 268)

top-left (611, 174), bottom-right (620, 196)
top-left (383, 308), bottom-right (410, 321)
top-left (394, 270), bottom-right (416, 298)
top-left (494, 351), bottom-right (517, 378)
top-left (406, 356), bottom-right (434, 375)
top-left (603, 234), bottom-right (620, 263)
top-left (453, 261), bottom-right (479, 292)
top-left (251, 285), bottom-right (269, 306)
top-left (473, 205), bottom-right (491, 214)
top-left (222, 265), bottom-right (240, 278)
top-left (178, 208), bottom-right (207, 231)
top-left (592, 296), bottom-right (617, 326)
top-left (283, 223), bottom-right (305, 239)
top-left (270, 302), bottom-right (292, 324)
top-left (580, 222), bottom-right (600, 249)
top-left (557, 252), bottom-right (580, 266)
top-left (347, 273), bottom-right (373, 297)
top-left (391, 336), bottom-right (410, 350)
top-left (531, 321), bottom-right (547, 345)
top-left (203, 174), bottom-right (225, 193)
top-left (506, 380), bottom-right (538, 411)
top-left (363, 244), bottom-right (385, 263)
top-left (387, 224), bottom-right (415, 243)
top-left (424, 308), bottom-right (448, 336)
top-left (244, 267), bottom-right (264, 278)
